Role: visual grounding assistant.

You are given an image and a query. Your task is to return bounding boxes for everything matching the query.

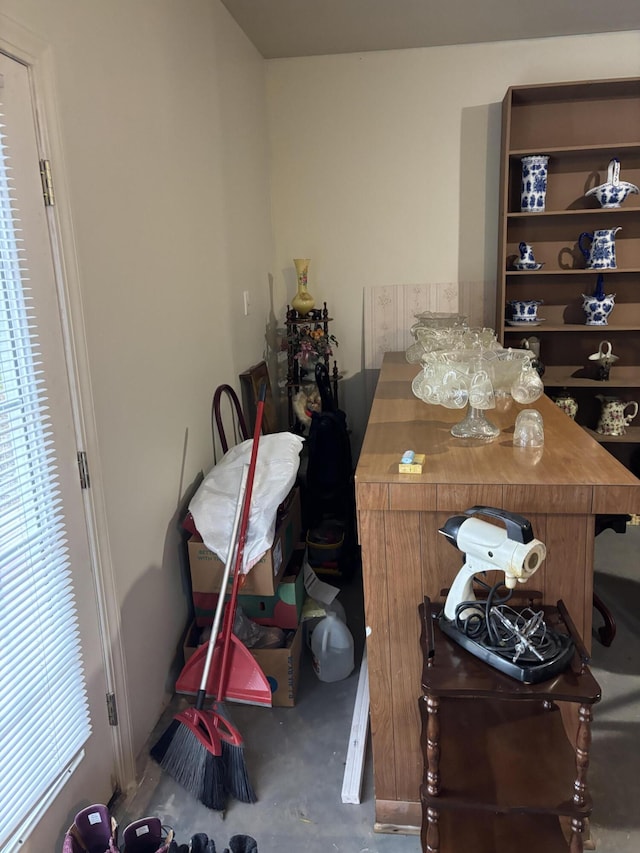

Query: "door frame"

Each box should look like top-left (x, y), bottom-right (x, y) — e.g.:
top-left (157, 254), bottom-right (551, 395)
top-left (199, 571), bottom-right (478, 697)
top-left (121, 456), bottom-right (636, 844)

top-left (0, 12), bottom-right (135, 794)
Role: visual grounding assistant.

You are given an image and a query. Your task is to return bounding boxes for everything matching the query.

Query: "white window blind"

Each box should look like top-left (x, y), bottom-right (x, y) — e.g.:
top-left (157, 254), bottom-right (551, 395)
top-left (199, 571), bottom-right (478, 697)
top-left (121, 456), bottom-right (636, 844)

top-left (0, 93), bottom-right (91, 846)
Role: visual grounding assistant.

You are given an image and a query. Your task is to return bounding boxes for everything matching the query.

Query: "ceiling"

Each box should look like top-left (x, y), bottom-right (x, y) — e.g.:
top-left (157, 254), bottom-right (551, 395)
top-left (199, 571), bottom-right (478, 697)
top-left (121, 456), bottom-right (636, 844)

top-left (220, 0), bottom-right (640, 59)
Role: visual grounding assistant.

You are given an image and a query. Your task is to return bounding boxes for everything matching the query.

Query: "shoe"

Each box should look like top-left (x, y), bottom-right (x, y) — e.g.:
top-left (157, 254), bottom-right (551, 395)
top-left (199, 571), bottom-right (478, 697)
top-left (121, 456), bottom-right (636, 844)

top-left (190, 834), bottom-right (215, 853)
top-left (63, 804), bottom-right (119, 853)
top-left (223, 836), bottom-right (257, 853)
top-left (122, 817), bottom-right (175, 853)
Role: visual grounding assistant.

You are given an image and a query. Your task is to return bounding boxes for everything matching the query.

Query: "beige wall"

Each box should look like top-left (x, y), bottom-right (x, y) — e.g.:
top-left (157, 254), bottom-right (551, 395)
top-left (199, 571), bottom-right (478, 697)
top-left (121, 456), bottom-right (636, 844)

top-left (0, 0), bottom-right (273, 775)
top-left (266, 32), bottom-right (640, 452)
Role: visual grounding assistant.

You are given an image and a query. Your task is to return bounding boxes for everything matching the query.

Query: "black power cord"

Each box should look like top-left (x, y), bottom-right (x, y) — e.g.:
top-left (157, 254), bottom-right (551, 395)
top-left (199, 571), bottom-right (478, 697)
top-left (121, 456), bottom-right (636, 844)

top-left (453, 577), bottom-right (567, 666)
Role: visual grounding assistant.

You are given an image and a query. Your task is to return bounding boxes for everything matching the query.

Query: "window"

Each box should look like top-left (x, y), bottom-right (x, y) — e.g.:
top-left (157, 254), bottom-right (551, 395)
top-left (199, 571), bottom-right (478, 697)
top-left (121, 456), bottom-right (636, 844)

top-left (0, 72), bottom-right (90, 848)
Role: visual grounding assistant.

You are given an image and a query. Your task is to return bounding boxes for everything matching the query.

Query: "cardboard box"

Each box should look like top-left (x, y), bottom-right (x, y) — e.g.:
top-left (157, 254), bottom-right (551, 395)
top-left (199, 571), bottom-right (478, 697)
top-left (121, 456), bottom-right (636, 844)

top-left (189, 488), bottom-right (301, 623)
top-left (182, 620), bottom-right (201, 663)
top-left (398, 452), bottom-right (426, 473)
top-left (237, 557), bottom-right (305, 630)
top-left (250, 625), bottom-right (302, 707)
top-left (181, 621), bottom-right (303, 708)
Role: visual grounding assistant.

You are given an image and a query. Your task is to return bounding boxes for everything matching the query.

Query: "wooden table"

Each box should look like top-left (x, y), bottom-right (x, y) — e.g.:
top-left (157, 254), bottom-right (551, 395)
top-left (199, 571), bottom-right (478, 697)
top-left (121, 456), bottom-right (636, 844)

top-left (355, 352), bottom-right (640, 834)
top-left (418, 599), bottom-right (601, 852)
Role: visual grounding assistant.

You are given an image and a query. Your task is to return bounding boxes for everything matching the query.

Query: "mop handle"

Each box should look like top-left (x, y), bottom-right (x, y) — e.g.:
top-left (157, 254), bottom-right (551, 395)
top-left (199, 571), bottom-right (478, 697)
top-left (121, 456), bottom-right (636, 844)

top-left (216, 383), bottom-right (267, 700)
top-left (194, 464), bottom-right (249, 710)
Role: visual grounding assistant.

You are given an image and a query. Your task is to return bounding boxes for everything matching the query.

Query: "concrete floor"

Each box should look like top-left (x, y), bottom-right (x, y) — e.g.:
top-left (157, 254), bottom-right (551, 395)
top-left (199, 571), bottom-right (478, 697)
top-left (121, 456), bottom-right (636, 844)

top-left (115, 524), bottom-right (640, 853)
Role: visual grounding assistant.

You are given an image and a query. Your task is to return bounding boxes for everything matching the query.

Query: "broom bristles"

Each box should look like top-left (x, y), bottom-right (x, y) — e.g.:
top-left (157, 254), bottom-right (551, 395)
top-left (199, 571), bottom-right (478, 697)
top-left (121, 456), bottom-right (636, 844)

top-left (149, 718), bottom-right (180, 765)
top-left (150, 709), bottom-right (254, 810)
top-left (223, 741), bottom-right (256, 804)
top-left (151, 717), bottom-right (227, 811)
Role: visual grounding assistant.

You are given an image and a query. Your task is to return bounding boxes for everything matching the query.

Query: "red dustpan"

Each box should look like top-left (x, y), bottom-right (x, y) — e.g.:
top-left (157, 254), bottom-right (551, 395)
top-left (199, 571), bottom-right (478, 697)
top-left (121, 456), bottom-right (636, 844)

top-left (177, 387), bottom-right (273, 708)
top-left (176, 632), bottom-right (271, 706)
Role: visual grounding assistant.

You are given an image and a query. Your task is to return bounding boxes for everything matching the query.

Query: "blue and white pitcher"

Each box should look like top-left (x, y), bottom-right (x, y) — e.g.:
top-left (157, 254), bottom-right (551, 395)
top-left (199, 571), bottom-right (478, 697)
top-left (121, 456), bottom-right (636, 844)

top-left (578, 227), bottom-right (621, 270)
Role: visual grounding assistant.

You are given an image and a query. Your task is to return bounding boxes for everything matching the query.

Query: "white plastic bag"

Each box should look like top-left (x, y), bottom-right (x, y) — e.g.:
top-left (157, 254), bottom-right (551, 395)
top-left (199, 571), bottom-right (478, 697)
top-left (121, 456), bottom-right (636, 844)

top-left (189, 432), bottom-right (304, 572)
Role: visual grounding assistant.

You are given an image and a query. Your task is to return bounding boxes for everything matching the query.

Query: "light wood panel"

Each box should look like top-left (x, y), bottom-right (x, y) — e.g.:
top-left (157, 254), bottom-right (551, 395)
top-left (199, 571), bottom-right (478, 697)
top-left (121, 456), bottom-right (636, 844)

top-left (389, 483), bottom-right (437, 510)
top-left (359, 510), bottom-right (396, 800)
top-left (385, 511), bottom-right (423, 800)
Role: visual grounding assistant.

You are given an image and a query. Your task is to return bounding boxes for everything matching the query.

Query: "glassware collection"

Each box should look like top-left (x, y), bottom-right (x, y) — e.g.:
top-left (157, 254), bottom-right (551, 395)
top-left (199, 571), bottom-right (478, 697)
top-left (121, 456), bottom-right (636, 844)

top-left (407, 314), bottom-right (544, 441)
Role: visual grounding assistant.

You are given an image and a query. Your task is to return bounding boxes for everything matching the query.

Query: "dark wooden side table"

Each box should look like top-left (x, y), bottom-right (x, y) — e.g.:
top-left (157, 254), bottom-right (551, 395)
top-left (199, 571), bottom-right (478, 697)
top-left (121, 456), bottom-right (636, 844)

top-left (418, 598), bottom-right (602, 853)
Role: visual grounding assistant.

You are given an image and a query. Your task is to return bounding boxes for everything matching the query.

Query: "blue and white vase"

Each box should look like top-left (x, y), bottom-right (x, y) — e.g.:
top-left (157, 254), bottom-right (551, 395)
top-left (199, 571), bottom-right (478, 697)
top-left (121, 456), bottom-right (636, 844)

top-left (521, 155), bottom-right (549, 213)
top-left (582, 274), bottom-right (616, 326)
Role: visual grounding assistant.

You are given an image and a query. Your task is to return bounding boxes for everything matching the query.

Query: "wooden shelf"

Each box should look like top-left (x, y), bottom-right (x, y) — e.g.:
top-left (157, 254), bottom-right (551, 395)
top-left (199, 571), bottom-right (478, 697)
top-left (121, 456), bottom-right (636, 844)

top-left (421, 698), bottom-right (589, 815)
top-left (419, 807), bottom-right (572, 853)
top-left (510, 141), bottom-right (640, 158)
top-left (418, 600), bottom-right (600, 853)
top-left (585, 426), bottom-right (640, 444)
top-left (506, 325), bottom-right (640, 334)
top-left (497, 77), bottom-right (640, 474)
top-left (543, 365), bottom-right (640, 387)
top-left (507, 207), bottom-right (640, 219)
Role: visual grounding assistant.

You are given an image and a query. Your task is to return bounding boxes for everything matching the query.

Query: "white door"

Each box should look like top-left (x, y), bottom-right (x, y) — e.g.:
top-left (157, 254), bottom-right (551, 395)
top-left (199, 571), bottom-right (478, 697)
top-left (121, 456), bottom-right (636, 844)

top-left (1, 51), bottom-right (116, 852)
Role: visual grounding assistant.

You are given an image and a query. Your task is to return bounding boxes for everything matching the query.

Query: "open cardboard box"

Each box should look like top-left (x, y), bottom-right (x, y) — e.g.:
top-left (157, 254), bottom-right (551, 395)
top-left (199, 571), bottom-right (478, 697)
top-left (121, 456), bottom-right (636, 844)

top-left (182, 620), bottom-right (302, 708)
top-left (188, 488), bottom-right (301, 624)
top-left (239, 560), bottom-right (304, 629)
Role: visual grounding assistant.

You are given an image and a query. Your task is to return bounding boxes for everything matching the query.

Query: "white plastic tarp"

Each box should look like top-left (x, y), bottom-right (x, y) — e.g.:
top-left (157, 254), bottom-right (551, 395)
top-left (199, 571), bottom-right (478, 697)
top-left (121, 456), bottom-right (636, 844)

top-left (189, 432), bottom-right (304, 572)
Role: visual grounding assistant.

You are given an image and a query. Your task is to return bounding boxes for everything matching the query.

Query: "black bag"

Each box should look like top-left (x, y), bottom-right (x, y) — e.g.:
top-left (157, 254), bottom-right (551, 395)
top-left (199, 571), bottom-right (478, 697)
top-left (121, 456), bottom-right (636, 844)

top-left (306, 407), bottom-right (353, 525)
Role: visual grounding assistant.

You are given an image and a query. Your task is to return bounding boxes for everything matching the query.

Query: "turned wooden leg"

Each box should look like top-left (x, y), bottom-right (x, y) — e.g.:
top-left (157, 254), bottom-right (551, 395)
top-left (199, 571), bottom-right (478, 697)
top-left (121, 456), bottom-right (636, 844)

top-left (569, 816), bottom-right (585, 853)
top-left (423, 806), bottom-right (440, 853)
top-left (426, 695), bottom-right (441, 796)
top-left (574, 703), bottom-right (593, 809)
top-left (583, 817), bottom-right (596, 851)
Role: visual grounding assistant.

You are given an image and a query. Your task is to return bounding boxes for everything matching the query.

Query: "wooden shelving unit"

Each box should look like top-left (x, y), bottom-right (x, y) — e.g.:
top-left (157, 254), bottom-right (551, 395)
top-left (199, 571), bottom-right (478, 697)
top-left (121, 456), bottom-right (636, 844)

top-left (496, 77), bottom-right (640, 471)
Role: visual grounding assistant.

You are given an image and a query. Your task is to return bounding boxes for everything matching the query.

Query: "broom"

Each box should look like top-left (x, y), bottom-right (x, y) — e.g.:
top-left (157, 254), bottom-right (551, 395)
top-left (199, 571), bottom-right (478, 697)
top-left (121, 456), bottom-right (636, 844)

top-left (151, 384), bottom-right (267, 809)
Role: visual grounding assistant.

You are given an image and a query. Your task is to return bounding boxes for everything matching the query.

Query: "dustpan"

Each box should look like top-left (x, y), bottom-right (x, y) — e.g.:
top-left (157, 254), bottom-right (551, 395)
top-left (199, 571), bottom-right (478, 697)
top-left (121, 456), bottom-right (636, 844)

top-left (176, 631), bottom-right (272, 706)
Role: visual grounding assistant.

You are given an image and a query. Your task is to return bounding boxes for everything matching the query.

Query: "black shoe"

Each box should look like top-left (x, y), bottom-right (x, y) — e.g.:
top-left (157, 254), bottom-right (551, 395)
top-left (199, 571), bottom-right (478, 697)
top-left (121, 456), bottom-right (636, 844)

top-left (224, 836), bottom-right (257, 853)
top-left (190, 834), bottom-right (214, 853)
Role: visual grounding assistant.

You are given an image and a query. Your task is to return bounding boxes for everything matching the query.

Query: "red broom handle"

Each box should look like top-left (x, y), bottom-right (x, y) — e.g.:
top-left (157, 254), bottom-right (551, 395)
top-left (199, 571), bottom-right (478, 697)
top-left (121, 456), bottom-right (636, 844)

top-left (215, 382), bottom-right (266, 700)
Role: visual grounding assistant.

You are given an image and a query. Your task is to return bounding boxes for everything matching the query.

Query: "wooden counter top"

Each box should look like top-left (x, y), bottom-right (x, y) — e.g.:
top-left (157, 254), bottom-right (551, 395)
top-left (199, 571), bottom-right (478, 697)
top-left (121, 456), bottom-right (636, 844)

top-left (356, 352), bottom-right (640, 516)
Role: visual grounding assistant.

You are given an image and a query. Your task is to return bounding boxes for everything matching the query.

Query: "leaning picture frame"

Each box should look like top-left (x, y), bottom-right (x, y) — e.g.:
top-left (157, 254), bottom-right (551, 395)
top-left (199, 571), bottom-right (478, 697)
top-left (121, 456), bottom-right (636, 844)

top-left (239, 360), bottom-right (278, 435)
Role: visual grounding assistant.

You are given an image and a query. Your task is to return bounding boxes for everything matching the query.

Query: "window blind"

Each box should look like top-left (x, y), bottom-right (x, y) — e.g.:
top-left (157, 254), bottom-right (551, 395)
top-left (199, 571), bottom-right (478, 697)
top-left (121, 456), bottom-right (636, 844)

top-left (0, 101), bottom-right (91, 846)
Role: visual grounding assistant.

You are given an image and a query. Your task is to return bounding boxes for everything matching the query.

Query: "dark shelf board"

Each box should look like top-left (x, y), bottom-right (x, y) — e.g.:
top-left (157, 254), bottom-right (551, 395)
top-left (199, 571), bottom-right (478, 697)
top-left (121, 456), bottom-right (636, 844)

top-left (505, 268), bottom-right (640, 277)
top-left (584, 426), bottom-right (640, 445)
top-left (419, 805), bottom-right (575, 853)
top-left (507, 207), bottom-right (640, 220)
top-left (504, 324), bottom-right (640, 333)
top-left (542, 366), bottom-right (640, 387)
top-left (421, 697), bottom-right (590, 816)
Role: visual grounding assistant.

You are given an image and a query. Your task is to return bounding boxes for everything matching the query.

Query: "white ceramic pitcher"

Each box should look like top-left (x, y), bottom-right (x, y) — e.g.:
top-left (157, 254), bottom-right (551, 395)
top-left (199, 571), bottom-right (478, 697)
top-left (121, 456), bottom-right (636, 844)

top-left (596, 396), bottom-right (638, 436)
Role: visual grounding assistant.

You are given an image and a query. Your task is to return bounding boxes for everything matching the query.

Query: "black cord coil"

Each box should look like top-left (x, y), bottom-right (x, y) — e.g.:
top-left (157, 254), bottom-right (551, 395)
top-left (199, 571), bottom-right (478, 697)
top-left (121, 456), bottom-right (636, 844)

top-left (453, 578), bottom-right (566, 665)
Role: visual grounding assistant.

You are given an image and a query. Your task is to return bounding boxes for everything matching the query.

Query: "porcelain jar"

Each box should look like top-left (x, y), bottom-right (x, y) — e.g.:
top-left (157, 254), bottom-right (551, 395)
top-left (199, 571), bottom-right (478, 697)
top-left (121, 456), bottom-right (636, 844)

top-left (553, 391), bottom-right (578, 420)
top-left (596, 397), bottom-right (639, 436)
top-left (507, 299), bottom-right (543, 323)
top-left (520, 155), bottom-right (549, 212)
